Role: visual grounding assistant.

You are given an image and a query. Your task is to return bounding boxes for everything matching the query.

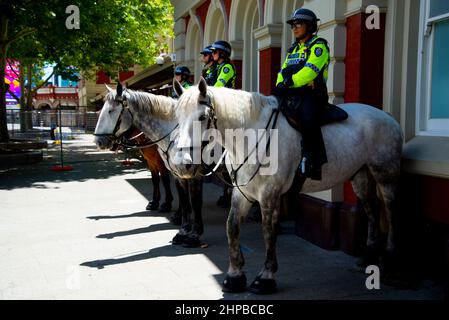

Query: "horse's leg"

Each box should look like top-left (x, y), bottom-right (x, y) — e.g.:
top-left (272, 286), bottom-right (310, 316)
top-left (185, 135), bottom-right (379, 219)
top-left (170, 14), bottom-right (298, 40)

top-left (171, 178), bottom-right (192, 245)
top-left (159, 167), bottom-right (174, 213)
top-left (222, 191), bottom-right (253, 293)
top-left (351, 166), bottom-right (382, 267)
top-left (146, 168), bottom-right (160, 211)
top-left (140, 148), bottom-right (161, 211)
top-left (182, 178), bottom-right (204, 248)
top-left (368, 164), bottom-right (400, 265)
top-left (248, 195), bottom-right (281, 294)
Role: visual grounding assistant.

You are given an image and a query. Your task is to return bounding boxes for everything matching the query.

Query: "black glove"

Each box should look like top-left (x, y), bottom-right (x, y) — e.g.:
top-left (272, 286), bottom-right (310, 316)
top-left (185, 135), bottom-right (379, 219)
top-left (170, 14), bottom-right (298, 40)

top-left (274, 83), bottom-right (287, 97)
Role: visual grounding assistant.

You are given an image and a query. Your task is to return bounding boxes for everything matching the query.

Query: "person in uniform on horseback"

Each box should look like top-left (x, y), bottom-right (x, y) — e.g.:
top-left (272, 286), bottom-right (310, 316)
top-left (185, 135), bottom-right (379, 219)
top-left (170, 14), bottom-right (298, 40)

top-left (210, 40), bottom-right (237, 89)
top-left (210, 40), bottom-right (237, 207)
top-left (200, 45), bottom-right (218, 86)
top-left (173, 66), bottom-right (192, 98)
top-left (275, 8), bottom-right (330, 180)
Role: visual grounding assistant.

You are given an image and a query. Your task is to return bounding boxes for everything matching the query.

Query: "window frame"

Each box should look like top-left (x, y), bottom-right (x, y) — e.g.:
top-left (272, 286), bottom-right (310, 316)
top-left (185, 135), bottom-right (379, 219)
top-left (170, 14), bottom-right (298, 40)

top-left (416, 0), bottom-right (449, 136)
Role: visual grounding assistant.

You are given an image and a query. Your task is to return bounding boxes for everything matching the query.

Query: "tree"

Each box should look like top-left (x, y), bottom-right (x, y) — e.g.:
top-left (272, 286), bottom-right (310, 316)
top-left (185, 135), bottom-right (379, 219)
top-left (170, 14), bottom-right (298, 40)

top-left (0, 0), bottom-right (174, 142)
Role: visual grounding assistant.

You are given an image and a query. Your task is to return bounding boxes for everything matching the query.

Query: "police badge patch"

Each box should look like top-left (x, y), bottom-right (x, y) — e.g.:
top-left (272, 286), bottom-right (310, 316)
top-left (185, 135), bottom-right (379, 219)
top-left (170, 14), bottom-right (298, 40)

top-left (314, 47), bottom-right (323, 57)
top-left (223, 67), bottom-right (230, 74)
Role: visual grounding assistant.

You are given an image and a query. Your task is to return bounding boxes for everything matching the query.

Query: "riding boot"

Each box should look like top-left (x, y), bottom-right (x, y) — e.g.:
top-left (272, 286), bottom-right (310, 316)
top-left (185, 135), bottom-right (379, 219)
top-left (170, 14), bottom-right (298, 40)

top-left (297, 88), bottom-right (327, 180)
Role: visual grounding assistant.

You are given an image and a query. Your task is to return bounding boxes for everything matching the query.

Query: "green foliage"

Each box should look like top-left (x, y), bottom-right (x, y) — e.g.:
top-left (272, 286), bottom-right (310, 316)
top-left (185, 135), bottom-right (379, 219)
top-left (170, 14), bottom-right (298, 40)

top-left (7, 0), bottom-right (174, 79)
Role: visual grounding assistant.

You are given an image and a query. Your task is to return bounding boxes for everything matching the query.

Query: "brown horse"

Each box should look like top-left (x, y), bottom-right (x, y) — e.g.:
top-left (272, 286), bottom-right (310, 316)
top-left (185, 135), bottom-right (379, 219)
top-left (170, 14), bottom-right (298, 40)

top-left (127, 128), bottom-right (174, 213)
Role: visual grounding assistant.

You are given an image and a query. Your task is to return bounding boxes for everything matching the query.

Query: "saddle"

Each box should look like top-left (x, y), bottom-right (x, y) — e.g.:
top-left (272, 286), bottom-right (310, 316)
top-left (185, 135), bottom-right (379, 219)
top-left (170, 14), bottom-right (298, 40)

top-left (278, 95), bottom-right (348, 133)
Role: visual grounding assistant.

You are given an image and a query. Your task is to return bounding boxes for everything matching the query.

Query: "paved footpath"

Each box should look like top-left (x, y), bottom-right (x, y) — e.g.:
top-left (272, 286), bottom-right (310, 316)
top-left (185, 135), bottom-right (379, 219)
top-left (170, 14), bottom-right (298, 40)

top-left (0, 134), bottom-right (444, 300)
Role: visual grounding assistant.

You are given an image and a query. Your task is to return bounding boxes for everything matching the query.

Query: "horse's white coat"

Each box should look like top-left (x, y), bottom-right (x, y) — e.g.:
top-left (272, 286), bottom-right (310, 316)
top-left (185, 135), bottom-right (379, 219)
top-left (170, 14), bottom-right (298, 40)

top-left (175, 79), bottom-right (403, 290)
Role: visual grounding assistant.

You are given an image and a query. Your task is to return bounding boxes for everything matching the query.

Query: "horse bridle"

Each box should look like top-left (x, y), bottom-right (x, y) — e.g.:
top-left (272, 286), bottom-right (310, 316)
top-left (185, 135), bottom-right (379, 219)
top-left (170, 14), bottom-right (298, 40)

top-left (94, 95), bottom-right (133, 141)
top-left (199, 92), bottom-right (280, 203)
top-left (94, 93), bottom-right (179, 150)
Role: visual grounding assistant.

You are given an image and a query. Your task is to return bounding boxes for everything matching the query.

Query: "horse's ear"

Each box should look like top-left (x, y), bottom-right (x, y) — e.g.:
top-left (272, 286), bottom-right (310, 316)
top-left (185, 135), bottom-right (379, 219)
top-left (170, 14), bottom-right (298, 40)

top-left (173, 79), bottom-right (185, 97)
top-left (117, 82), bottom-right (123, 97)
top-left (105, 84), bottom-right (113, 93)
top-left (198, 77), bottom-right (208, 98)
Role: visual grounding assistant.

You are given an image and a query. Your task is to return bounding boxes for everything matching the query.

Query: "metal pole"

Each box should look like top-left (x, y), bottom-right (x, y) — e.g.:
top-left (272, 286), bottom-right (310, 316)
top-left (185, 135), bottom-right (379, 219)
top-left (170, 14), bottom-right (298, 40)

top-left (59, 103), bottom-right (63, 168)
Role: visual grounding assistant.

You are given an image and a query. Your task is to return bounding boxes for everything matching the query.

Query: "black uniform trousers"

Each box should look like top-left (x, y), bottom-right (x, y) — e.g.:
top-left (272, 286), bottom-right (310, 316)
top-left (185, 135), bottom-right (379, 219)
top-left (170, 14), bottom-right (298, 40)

top-left (282, 86), bottom-right (328, 168)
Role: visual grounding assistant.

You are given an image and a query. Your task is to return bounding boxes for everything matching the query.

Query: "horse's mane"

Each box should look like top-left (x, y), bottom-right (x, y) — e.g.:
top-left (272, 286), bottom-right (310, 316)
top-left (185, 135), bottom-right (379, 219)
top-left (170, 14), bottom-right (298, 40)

top-left (106, 90), bottom-right (176, 120)
top-left (177, 86), bottom-right (277, 124)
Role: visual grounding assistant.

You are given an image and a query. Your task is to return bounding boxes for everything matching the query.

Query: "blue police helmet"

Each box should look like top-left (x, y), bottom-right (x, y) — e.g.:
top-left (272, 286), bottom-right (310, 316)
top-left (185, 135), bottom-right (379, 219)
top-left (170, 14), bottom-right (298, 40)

top-left (210, 40), bottom-right (232, 56)
top-left (200, 45), bottom-right (214, 55)
top-left (175, 66), bottom-right (191, 76)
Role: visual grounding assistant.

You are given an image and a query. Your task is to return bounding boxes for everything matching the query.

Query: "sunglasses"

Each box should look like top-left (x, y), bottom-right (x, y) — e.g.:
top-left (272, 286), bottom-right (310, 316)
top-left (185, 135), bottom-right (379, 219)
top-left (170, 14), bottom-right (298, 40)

top-left (290, 21), bottom-right (306, 29)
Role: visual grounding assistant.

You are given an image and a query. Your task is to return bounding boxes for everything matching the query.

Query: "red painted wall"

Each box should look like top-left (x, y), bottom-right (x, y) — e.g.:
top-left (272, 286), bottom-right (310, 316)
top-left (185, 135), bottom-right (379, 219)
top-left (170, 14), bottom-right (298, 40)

top-left (119, 71), bottom-right (134, 83)
top-left (96, 71), bottom-right (111, 84)
top-left (224, 0), bottom-right (232, 19)
top-left (259, 47), bottom-right (281, 95)
top-left (196, 0), bottom-right (211, 30)
top-left (345, 13), bottom-right (386, 108)
top-left (402, 174), bottom-right (449, 225)
top-left (344, 12), bottom-right (387, 204)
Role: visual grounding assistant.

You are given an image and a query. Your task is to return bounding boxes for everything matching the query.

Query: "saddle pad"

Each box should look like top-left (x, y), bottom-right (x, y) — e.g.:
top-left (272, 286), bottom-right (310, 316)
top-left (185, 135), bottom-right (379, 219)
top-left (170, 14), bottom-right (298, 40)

top-left (320, 104), bottom-right (349, 126)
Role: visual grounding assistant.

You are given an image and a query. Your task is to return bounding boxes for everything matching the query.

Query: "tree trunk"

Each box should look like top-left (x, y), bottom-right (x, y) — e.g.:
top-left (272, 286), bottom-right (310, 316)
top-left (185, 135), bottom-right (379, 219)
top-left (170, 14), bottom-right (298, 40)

top-left (0, 14), bottom-right (10, 142)
top-left (20, 62), bottom-right (33, 132)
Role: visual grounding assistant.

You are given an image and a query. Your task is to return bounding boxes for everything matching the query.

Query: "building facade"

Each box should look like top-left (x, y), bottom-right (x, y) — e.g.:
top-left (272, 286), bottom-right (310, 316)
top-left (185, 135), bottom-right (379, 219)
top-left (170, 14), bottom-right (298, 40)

top-left (171, 0), bottom-right (449, 254)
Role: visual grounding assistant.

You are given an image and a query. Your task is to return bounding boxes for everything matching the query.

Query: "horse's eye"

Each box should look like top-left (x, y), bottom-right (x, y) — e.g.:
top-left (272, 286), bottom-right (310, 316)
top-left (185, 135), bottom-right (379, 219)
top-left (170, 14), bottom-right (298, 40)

top-left (198, 115), bottom-right (207, 121)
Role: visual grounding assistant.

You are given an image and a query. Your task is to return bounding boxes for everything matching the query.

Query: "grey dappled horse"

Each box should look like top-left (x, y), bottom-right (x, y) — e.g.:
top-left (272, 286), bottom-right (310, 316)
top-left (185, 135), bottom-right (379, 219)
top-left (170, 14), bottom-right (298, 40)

top-left (174, 78), bottom-right (403, 294)
top-left (94, 85), bottom-right (205, 248)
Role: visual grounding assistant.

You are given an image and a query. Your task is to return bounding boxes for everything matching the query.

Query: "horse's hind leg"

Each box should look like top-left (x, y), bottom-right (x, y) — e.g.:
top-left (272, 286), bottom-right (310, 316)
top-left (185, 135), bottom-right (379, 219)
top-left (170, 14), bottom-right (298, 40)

top-left (351, 165), bottom-right (382, 266)
top-left (223, 191), bottom-right (253, 293)
top-left (248, 195), bottom-right (281, 294)
top-left (368, 164), bottom-right (400, 255)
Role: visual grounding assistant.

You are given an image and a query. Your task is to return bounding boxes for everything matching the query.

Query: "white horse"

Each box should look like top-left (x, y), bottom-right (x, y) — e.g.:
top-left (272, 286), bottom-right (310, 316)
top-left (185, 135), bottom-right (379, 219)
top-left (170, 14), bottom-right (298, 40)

top-left (94, 84), bottom-right (205, 247)
top-left (174, 78), bottom-right (404, 294)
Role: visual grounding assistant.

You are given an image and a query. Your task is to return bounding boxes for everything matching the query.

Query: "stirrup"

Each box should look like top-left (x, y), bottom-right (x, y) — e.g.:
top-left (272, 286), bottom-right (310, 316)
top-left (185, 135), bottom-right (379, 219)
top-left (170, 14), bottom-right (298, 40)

top-left (298, 157), bottom-right (322, 181)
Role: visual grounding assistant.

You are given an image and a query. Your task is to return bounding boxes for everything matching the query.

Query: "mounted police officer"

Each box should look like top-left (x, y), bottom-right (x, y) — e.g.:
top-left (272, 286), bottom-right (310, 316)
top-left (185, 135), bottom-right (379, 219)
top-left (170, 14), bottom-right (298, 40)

top-left (209, 40), bottom-right (237, 207)
top-left (200, 45), bottom-right (218, 86)
top-left (210, 40), bottom-right (236, 88)
top-left (172, 66), bottom-right (192, 98)
top-left (275, 8), bottom-right (330, 180)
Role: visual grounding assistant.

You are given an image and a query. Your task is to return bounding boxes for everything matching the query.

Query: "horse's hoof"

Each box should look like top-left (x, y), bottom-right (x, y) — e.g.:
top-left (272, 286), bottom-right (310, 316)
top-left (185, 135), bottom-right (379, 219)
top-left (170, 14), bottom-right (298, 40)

top-left (159, 203), bottom-right (172, 213)
top-left (248, 276), bottom-right (277, 295)
top-left (222, 274), bottom-right (247, 293)
top-left (171, 233), bottom-right (187, 245)
top-left (182, 235), bottom-right (201, 248)
top-left (146, 201), bottom-right (159, 211)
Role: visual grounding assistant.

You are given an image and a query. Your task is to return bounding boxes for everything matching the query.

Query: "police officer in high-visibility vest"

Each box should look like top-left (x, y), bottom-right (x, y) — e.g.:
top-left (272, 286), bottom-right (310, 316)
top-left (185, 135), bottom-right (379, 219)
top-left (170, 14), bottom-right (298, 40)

top-left (275, 8), bottom-right (330, 180)
top-left (172, 66), bottom-right (192, 98)
top-left (200, 45), bottom-right (218, 86)
top-left (210, 40), bottom-right (236, 88)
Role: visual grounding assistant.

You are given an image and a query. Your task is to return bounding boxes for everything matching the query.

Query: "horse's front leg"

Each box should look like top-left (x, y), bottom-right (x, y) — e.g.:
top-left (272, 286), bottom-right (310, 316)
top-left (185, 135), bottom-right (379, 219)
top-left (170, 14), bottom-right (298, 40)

top-left (159, 171), bottom-right (173, 213)
top-left (146, 168), bottom-right (160, 211)
top-left (222, 191), bottom-right (253, 293)
top-left (182, 178), bottom-right (204, 248)
top-left (248, 196), bottom-right (280, 294)
top-left (171, 178), bottom-right (192, 245)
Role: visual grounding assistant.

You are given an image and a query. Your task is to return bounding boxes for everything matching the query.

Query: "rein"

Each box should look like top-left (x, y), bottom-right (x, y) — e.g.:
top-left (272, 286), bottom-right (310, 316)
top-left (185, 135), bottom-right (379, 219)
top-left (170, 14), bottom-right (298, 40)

top-left (117, 124), bottom-right (179, 150)
top-left (201, 93), bottom-right (280, 203)
top-left (94, 92), bottom-right (179, 151)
